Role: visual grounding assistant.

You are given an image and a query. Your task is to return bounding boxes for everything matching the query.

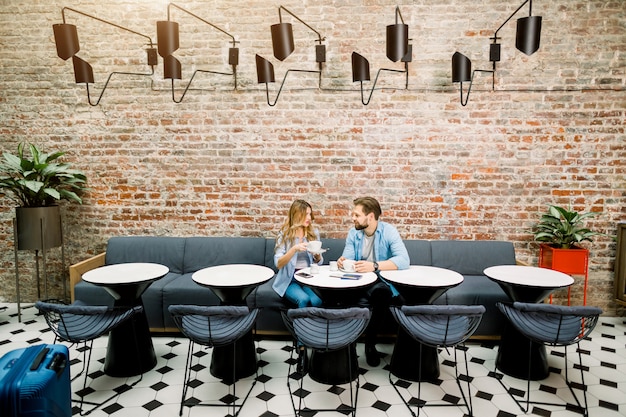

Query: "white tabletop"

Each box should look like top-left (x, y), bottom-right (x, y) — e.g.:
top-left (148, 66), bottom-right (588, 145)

top-left (192, 264), bottom-right (275, 288)
top-left (82, 263), bottom-right (169, 285)
top-left (484, 265), bottom-right (574, 288)
top-left (380, 265), bottom-right (464, 287)
top-left (295, 265), bottom-right (377, 289)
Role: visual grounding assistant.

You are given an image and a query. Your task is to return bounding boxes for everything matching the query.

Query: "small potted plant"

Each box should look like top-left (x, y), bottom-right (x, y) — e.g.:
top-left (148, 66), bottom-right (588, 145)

top-left (532, 205), bottom-right (605, 304)
top-left (0, 142), bottom-right (87, 250)
top-left (533, 205), bottom-right (602, 249)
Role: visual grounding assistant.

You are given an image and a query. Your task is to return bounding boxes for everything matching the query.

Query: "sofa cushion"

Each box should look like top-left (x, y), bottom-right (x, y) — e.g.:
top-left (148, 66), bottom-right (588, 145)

top-left (430, 240), bottom-right (515, 275)
top-left (105, 236), bottom-right (186, 274)
top-left (183, 237), bottom-right (267, 273)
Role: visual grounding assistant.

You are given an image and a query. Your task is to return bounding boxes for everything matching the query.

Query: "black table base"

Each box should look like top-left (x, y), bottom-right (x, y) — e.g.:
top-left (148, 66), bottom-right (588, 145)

top-left (308, 344), bottom-right (359, 385)
top-left (105, 310), bottom-right (157, 377)
top-left (390, 329), bottom-right (440, 382)
top-left (496, 323), bottom-right (548, 380)
top-left (210, 331), bottom-right (257, 384)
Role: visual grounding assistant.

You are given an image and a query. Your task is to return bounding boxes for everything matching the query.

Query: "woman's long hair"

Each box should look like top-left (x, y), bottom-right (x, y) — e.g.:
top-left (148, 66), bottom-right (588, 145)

top-left (276, 199), bottom-right (317, 250)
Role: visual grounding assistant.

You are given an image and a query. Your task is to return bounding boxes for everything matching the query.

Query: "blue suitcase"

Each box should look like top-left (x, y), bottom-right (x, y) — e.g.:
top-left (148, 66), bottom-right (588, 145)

top-left (0, 344), bottom-right (71, 417)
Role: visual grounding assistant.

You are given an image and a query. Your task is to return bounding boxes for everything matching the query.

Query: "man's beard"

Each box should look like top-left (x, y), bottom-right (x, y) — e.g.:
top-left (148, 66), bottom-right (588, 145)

top-left (355, 222), bottom-right (367, 230)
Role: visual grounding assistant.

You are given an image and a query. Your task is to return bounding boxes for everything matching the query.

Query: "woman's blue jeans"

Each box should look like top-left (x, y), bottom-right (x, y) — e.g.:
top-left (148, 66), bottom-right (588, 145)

top-left (285, 281), bottom-right (322, 308)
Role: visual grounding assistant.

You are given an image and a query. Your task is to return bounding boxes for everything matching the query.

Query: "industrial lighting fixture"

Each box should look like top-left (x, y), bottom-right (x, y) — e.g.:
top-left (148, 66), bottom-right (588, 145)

top-left (156, 3), bottom-right (239, 103)
top-left (451, 0), bottom-right (542, 106)
top-left (351, 6), bottom-right (412, 105)
top-left (451, 52), bottom-right (494, 106)
top-left (255, 5), bottom-right (326, 106)
top-left (52, 7), bottom-right (157, 106)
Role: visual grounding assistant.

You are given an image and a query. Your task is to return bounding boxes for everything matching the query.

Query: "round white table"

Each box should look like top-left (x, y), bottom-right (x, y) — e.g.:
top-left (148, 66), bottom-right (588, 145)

top-left (294, 265), bottom-right (378, 289)
top-left (192, 264), bottom-right (275, 304)
top-left (484, 265), bottom-right (574, 380)
top-left (82, 262), bottom-right (169, 377)
top-left (295, 265), bottom-right (377, 384)
top-left (381, 266), bottom-right (464, 381)
top-left (192, 264), bottom-right (275, 381)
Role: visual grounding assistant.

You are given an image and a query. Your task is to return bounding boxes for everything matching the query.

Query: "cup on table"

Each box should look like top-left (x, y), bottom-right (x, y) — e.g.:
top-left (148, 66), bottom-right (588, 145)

top-left (329, 261), bottom-right (338, 271)
top-left (308, 240), bottom-right (322, 252)
top-left (310, 263), bottom-right (320, 274)
top-left (342, 259), bottom-right (356, 272)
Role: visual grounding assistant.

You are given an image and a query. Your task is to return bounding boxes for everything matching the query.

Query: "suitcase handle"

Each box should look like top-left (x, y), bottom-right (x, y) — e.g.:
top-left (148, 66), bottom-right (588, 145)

top-left (48, 353), bottom-right (68, 376)
top-left (28, 347), bottom-right (68, 377)
top-left (29, 347), bottom-right (49, 371)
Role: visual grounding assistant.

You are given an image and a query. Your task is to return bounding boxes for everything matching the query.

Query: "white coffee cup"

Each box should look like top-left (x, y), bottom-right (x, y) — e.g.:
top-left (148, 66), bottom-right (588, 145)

top-left (310, 263), bottom-right (320, 274)
top-left (307, 240), bottom-right (322, 252)
top-left (329, 261), bottom-right (338, 271)
top-left (342, 259), bottom-right (356, 272)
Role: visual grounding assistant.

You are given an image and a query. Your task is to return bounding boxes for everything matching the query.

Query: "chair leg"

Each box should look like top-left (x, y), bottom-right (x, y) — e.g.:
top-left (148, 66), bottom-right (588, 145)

top-left (454, 345), bottom-right (474, 416)
top-left (78, 319), bottom-right (145, 416)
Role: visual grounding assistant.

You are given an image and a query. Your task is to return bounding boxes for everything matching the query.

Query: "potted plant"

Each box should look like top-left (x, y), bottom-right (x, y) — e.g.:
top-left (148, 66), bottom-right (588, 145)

top-left (0, 142), bottom-right (87, 250)
top-left (532, 205), bottom-right (604, 305)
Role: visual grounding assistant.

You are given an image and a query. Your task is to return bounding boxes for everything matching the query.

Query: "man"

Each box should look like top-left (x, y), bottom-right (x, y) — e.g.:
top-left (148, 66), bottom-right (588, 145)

top-left (337, 196), bottom-right (410, 367)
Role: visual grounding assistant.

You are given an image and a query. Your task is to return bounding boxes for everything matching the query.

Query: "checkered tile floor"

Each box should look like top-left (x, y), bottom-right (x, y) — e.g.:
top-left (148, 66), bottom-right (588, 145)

top-left (1, 303), bottom-right (624, 417)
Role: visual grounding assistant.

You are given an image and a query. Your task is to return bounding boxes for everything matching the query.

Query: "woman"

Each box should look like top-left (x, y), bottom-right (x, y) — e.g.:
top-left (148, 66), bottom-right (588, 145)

top-left (273, 199), bottom-right (323, 374)
top-left (273, 199), bottom-right (323, 308)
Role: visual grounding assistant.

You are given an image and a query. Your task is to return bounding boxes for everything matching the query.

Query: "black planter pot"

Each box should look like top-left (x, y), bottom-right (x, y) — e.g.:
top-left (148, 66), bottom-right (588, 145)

top-left (15, 206), bottom-right (63, 251)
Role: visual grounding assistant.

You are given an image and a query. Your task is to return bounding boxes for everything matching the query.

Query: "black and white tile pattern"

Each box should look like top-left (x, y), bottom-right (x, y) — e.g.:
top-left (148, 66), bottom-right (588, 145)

top-left (1, 303), bottom-right (624, 417)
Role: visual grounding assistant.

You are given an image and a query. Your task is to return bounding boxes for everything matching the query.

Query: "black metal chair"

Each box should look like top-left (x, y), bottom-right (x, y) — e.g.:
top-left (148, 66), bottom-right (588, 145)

top-left (389, 304), bottom-right (486, 417)
top-left (286, 307), bottom-right (370, 417)
top-left (168, 304), bottom-right (260, 417)
top-left (35, 300), bottom-right (143, 415)
top-left (496, 301), bottom-right (602, 417)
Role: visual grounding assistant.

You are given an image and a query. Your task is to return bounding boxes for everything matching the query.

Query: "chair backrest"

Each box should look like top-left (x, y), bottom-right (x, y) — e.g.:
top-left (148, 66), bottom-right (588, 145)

top-left (35, 301), bottom-right (141, 343)
top-left (391, 304), bottom-right (486, 347)
top-left (287, 307), bottom-right (370, 351)
top-left (497, 302), bottom-right (603, 346)
top-left (168, 305), bottom-right (259, 348)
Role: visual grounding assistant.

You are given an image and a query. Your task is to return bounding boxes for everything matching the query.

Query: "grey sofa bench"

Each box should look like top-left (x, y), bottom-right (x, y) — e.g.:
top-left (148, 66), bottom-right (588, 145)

top-left (70, 236), bottom-right (517, 338)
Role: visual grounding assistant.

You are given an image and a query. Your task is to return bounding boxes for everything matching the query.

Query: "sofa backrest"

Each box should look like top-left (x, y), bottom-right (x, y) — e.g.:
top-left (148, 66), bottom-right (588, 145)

top-left (183, 237), bottom-right (267, 273)
top-left (404, 240), bottom-right (432, 265)
top-left (430, 240), bottom-right (516, 275)
top-left (105, 236), bottom-right (186, 274)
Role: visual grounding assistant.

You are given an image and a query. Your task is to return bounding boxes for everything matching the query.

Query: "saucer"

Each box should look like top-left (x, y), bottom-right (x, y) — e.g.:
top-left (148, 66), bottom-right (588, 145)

top-left (307, 248), bottom-right (327, 255)
top-left (339, 267), bottom-right (356, 273)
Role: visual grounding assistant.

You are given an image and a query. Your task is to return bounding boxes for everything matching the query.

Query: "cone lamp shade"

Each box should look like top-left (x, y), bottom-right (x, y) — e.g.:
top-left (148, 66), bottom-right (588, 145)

top-left (72, 56), bottom-right (94, 83)
top-left (256, 54), bottom-right (275, 84)
top-left (53, 24), bottom-right (80, 61)
top-left (271, 22), bottom-right (294, 61)
top-left (452, 52), bottom-right (472, 83)
top-left (156, 21), bottom-right (180, 58)
top-left (386, 23), bottom-right (408, 62)
top-left (515, 15), bottom-right (542, 55)
top-left (351, 52), bottom-right (370, 82)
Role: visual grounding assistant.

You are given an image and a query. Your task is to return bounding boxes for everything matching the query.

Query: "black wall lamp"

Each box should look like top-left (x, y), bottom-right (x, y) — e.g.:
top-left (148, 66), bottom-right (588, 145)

top-left (52, 7), bottom-right (157, 106)
top-left (451, 0), bottom-right (542, 106)
top-left (156, 3), bottom-right (239, 103)
top-left (255, 6), bottom-right (326, 106)
top-left (351, 6), bottom-right (412, 105)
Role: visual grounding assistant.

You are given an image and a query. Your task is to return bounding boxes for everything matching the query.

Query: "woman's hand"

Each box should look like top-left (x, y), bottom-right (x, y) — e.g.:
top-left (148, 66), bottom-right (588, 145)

top-left (337, 256), bottom-right (346, 269)
top-left (293, 242), bottom-right (308, 253)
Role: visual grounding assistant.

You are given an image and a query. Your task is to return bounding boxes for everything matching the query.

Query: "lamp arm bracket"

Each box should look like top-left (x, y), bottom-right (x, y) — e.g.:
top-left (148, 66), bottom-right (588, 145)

top-left (85, 67), bottom-right (155, 106)
top-left (278, 6), bottom-right (324, 45)
top-left (394, 6), bottom-right (405, 25)
top-left (459, 68), bottom-right (495, 107)
top-left (167, 3), bottom-right (238, 48)
top-left (169, 68), bottom-right (237, 103)
top-left (493, 0), bottom-right (532, 39)
top-left (360, 67), bottom-right (407, 105)
top-left (264, 68), bottom-right (321, 106)
top-left (61, 7), bottom-right (155, 48)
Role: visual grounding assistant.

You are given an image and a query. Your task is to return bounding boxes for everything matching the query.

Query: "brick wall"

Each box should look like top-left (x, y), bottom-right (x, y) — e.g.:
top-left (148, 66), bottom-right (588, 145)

top-left (1, 1), bottom-right (624, 313)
